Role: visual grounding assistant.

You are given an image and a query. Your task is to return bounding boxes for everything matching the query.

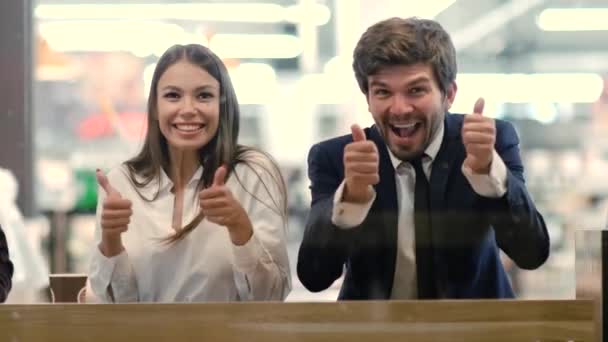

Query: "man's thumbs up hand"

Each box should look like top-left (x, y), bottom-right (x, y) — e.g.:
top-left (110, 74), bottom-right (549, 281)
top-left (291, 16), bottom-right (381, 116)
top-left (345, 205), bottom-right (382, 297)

top-left (462, 98), bottom-right (496, 174)
top-left (343, 124), bottom-right (379, 203)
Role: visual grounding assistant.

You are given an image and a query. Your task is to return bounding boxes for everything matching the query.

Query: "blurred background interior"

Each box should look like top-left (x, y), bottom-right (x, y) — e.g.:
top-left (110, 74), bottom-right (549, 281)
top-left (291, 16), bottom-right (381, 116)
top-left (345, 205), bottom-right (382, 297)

top-left (2, 0), bottom-right (608, 302)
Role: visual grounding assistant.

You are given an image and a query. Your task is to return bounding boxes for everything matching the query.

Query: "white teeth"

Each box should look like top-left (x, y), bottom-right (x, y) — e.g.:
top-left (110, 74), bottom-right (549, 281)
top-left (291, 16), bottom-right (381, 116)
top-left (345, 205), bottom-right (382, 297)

top-left (393, 123), bottom-right (417, 128)
top-left (175, 124), bottom-right (202, 132)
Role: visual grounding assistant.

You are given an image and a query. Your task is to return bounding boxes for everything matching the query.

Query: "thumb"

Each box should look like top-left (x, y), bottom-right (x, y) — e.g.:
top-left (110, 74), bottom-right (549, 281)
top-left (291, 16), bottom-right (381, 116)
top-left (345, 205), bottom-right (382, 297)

top-left (212, 165), bottom-right (227, 187)
top-left (473, 97), bottom-right (485, 116)
top-left (351, 124), bottom-right (366, 142)
top-left (96, 169), bottom-right (120, 197)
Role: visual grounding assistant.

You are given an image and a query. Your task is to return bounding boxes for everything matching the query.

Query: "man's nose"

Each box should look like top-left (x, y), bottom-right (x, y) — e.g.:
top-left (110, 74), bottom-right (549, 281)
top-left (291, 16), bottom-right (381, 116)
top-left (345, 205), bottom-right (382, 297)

top-left (389, 94), bottom-right (414, 115)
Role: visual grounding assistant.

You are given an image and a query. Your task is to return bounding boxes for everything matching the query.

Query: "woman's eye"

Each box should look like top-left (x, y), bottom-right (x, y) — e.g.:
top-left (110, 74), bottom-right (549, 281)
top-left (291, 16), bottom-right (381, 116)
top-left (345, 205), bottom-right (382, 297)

top-left (163, 92), bottom-right (180, 99)
top-left (198, 92), bottom-right (213, 100)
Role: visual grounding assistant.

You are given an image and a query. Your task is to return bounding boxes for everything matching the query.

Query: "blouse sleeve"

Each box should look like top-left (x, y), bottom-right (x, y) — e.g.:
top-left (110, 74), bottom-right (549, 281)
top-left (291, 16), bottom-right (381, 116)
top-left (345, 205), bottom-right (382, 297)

top-left (230, 156), bottom-right (292, 301)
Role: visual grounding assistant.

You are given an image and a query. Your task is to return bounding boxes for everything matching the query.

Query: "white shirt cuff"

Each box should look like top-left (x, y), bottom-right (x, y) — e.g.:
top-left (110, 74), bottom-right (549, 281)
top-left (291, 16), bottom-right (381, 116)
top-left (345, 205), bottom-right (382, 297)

top-left (461, 149), bottom-right (508, 198)
top-left (89, 247), bottom-right (133, 302)
top-left (232, 232), bottom-right (266, 273)
top-left (331, 180), bottom-right (376, 229)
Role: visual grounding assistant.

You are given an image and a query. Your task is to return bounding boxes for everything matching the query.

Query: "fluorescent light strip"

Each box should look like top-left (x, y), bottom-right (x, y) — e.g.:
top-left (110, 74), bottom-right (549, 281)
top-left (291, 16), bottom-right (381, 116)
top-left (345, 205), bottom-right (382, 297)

top-left (284, 4), bottom-right (332, 26)
top-left (537, 8), bottom-right (608, 31)
top-left (35, 3), bottom-right (330, 25)
top-left (229, 63), bottom-right (278, 104)
top-left (39, 21), bottom-right (200, 57)
top-left (39, 21), bottom-right (301, 58)
top-left (210, 34), bottom-right (302, 59)
top-left (401, 0), bottom-right (456, 19)
top-left (323, 57), bottom-right (604, 104)
top-left (36, 3), bottom-right (282, 22)
top-left (451, 73), bottom-right (603, 109)
top-left (297, 74), bottom-right (355, 104)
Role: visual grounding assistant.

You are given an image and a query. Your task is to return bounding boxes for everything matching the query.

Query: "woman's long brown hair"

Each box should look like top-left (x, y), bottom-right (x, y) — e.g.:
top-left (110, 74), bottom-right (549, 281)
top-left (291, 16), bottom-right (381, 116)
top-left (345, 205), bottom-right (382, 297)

top-left (123, 44), bottom-right (286, 243)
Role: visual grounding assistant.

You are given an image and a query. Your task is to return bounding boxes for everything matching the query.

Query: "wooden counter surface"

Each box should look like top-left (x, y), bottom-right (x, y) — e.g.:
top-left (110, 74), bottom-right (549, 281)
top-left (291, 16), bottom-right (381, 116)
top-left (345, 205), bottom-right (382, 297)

top-left (0, 300), bottom-right (597, 341)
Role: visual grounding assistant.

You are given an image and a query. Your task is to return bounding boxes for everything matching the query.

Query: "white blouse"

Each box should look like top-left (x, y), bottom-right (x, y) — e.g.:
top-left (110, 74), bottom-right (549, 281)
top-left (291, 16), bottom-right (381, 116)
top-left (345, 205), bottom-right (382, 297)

top-left (88, 153), bottom-right (291, 302)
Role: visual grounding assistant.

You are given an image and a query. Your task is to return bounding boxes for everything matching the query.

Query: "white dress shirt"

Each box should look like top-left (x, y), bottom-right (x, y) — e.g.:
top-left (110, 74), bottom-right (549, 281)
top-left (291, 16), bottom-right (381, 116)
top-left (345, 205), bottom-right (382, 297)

top-left (89, 152), bottom-right (291, 303)
top-left (331, 122), bottom-right (508, 299)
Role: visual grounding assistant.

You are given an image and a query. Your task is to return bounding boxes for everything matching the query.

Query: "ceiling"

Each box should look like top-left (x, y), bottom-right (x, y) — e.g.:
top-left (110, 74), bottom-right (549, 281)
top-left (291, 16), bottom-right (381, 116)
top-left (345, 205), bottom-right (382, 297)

top-left (32, 0), bottom-right (608, 73)
top-left (435, 0), bottom-right (608, 73)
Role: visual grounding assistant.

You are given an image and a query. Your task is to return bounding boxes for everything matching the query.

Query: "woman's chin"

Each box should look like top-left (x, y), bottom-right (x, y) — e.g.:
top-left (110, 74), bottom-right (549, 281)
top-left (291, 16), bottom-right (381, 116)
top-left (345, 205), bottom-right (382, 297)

top-left (169, 140), bottom-right (208, 153)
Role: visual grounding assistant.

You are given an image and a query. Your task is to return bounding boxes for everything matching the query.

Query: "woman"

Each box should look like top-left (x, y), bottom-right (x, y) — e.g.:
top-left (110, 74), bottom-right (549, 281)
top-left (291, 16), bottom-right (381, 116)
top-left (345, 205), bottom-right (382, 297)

top-left (89, 44), bottom-right (291, 302)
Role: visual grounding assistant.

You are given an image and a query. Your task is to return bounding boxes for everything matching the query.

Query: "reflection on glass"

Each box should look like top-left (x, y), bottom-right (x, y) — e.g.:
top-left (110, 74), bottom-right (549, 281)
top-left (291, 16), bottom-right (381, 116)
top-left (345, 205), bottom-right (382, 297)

top-left (8, 0), bottom-right (606, 304)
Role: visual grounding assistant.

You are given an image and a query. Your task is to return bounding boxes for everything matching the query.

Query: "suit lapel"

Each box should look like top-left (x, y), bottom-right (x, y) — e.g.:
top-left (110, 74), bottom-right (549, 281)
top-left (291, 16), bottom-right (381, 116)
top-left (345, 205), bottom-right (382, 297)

top-left (367, 125), bottom-right (398, 297)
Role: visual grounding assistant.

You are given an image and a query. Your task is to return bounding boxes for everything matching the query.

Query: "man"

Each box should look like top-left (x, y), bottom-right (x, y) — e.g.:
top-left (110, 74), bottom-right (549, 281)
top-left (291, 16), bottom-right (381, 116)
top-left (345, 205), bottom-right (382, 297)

top-left (0, 224), bottom-right (13, 302)
top-left (297, 17), bottom-right (549, 300)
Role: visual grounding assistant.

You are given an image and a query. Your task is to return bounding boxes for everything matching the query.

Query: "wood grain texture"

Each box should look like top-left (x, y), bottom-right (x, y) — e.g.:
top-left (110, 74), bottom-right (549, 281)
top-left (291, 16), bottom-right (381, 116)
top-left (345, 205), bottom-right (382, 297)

top-left (0, 300), bottom-right (597, 342)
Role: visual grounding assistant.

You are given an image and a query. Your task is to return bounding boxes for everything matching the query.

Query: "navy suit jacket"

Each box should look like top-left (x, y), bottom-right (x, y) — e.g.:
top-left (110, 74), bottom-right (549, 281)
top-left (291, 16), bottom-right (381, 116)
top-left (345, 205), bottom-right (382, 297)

top-left (297, 113), bottom-right (549, 300)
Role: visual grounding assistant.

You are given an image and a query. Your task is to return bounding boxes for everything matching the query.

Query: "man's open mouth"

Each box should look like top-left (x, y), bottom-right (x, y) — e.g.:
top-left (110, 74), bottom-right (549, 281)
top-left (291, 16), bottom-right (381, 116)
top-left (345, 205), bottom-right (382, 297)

top-left (390, 122), bottom-right (421, 138)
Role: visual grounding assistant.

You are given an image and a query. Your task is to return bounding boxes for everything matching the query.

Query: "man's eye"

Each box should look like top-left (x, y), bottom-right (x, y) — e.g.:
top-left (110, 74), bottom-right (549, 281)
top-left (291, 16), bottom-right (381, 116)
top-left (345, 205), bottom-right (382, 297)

top-left (374, 89), bottom-right (389, 96)
top-left (409, 87), bottom-right (426, 95)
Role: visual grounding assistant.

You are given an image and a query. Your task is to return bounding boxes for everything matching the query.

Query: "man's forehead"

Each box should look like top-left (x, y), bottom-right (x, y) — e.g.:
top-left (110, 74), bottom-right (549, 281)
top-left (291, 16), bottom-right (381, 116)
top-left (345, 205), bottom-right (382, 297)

top-left (368, 64), bottom-right (434, 84)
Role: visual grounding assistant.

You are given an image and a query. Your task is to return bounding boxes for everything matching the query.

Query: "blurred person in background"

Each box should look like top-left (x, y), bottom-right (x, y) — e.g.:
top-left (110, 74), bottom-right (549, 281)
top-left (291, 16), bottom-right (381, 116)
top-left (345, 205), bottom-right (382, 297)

top-left (588, 75), bottom-right (608, 156)
top-left (89, 44), bottom-right (290, 303)
top-left (297, 17), bottom-right (549, 300)
top-left (0, 225), bottom-right (12, 302)
top-left (0, 167), bottom-right (48, 303)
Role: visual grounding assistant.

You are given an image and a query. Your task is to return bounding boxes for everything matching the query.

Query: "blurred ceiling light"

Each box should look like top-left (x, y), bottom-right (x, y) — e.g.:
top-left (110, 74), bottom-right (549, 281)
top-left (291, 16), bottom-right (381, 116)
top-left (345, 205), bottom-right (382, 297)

top-left (323, 55), bottom-right (352, 76)
top-left (451, 73), bottom-right (603, 112)
top-left (285, 3), bottom-right (331, 26)
top-left (298, 74), bottom-right (353, 104)
top-left (210, 34), bottom-right (302, 59)
top-left (35, 3), bottom-right (331, 25)
top-left (534, 102), bottom-right (559, 124)
top-left (36, 3), bottom-right (282, 22)
top-left (39, 21), bottom-right (300, 59)
top-left (229, 63), bottom-right (278, 104)
top-left (537, 8), bottom-right (608, 31)
top-left (402, 0), bottom-right (456, 18)
top-left (39, 21), bottom-right (202, 57)
top-left (230, 63), bottom-right (277, 81)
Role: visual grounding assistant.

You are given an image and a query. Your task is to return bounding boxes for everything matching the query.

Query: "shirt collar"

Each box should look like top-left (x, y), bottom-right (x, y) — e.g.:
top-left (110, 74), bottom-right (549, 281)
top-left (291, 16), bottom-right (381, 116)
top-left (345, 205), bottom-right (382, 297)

top-left (386, 121), bottom-right (444, 170)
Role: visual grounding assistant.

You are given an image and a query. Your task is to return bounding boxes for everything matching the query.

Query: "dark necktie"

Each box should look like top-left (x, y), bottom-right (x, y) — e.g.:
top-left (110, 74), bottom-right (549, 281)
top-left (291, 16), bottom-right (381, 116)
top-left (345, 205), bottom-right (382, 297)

top-left (411, 157), bottom-right (437, 299)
